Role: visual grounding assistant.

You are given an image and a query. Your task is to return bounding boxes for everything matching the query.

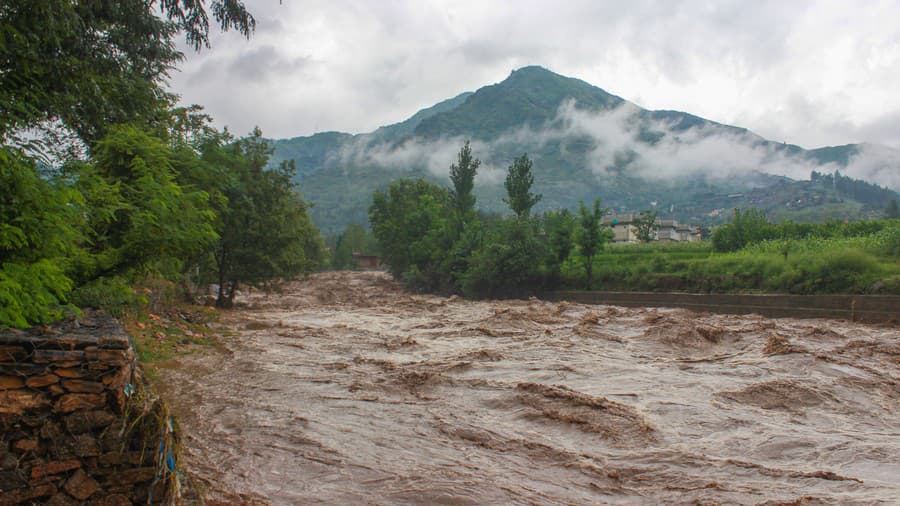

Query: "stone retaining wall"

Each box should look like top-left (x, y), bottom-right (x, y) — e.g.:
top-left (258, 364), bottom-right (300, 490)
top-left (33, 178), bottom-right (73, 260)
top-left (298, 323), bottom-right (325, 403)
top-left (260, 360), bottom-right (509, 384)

top-left (1, 313), bottom-right (178, 505)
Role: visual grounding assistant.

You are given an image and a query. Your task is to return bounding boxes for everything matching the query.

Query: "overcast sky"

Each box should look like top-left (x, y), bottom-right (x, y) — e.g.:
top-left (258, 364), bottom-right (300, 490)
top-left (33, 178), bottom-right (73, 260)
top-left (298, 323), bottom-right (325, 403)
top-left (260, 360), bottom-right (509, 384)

top-left (168, 0), bottom-right (900, 150)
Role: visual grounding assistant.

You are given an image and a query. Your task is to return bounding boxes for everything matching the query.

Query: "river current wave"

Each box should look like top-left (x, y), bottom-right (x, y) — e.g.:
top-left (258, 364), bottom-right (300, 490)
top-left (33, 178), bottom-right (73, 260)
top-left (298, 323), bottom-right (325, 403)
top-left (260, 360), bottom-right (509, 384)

top-left (157, 271), bottom-right (900, 504)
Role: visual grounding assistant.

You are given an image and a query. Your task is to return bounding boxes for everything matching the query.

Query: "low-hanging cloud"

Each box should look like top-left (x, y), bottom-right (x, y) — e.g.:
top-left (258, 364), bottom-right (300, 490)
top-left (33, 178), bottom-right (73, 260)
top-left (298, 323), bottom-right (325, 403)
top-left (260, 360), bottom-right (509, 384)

top-left (330, 134), bottom-right (509, 184)
top-left (844, 144), bottom-right (900, 190)
top-left (322, 99), bottom-right (900, 191)
top-left (551, 101), bottom-right (827, 182)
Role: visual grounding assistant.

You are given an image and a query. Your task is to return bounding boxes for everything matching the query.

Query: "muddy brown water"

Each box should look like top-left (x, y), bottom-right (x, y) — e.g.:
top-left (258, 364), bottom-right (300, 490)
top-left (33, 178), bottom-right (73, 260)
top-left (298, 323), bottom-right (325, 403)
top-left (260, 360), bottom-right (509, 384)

top-left (156, 271), bottom-right (900, 504)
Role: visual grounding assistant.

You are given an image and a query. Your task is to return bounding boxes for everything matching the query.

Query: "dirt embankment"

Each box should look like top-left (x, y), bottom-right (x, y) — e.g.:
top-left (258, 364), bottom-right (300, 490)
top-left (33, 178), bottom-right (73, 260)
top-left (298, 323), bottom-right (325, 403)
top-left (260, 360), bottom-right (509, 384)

top-left (156, 271), bottom-right (900, 504)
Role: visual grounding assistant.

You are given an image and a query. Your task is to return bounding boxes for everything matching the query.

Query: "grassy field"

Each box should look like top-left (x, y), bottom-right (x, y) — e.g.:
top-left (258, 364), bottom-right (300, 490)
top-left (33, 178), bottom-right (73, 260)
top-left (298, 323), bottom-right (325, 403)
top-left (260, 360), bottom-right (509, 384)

top-left (560, 224), bottom-right (900, 294)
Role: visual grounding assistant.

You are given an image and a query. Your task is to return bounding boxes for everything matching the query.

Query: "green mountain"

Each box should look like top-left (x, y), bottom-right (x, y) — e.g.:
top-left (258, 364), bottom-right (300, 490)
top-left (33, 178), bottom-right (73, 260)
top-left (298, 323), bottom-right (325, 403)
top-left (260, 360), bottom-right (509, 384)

top-left (373, 91), bottom-right (474, 142)
top-left (412, 67), bottom-right (624, 140)
top-left (271, 66), bottom-right (900, 234)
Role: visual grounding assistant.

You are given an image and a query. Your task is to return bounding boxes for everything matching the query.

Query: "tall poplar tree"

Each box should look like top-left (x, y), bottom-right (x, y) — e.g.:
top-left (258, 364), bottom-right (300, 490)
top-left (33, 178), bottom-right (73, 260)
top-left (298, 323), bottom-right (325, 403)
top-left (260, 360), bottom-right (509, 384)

top-left (449, 140), bottom-right (480, 232)
top-left (503, 153), bottom-right (542, 218)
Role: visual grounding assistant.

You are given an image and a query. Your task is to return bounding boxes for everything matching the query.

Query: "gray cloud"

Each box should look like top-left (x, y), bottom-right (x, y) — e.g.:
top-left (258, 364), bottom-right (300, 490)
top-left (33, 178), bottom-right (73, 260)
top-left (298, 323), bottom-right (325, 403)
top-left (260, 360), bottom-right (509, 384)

top-left (844, 144), bottom-right (900, 190)
top-left (169, 0), bottom-right (900, 158)
top-left (227, 45), bottom-right (312, 82)
top-left (328, 100), bottom-right (900, 190)
top-left (331, 134), bottom-right (508, 185)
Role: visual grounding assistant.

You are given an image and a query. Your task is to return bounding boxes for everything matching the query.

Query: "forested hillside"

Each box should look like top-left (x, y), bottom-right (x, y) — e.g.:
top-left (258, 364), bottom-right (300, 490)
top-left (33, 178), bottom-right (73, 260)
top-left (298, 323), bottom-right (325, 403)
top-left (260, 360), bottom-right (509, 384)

top-left (271, 67), bottom-right (900, 234)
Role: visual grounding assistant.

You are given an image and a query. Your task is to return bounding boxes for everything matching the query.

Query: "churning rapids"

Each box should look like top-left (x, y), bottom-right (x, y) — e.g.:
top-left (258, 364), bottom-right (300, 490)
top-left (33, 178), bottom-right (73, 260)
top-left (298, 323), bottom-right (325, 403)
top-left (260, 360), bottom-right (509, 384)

top-left (157, 271), bottom-right (899, 505)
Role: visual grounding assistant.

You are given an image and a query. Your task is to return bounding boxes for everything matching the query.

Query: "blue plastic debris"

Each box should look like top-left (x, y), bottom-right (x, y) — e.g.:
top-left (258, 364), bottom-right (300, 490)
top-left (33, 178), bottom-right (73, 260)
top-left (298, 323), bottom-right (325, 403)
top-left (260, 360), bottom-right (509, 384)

top-left (166, 449), bottom-right (175, 472)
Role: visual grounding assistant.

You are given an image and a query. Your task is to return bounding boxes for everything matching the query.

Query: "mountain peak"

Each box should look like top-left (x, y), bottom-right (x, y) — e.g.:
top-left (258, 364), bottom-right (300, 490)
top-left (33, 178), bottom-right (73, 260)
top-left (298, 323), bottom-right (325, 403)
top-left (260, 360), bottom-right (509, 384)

top-left (509, 65), bottom-right (556, 76)
top-left (503, 65), bottom-right (617, 96)
top-left (412, 66), bottom-right (626, 140)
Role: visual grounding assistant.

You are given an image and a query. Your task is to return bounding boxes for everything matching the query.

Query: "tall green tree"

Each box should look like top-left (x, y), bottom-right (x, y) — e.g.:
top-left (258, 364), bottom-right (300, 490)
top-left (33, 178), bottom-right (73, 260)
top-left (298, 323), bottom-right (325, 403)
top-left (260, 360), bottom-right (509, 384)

top-left (449, 140), bottom-right (480, 231)
top-left (503, 153), bottom-right (542, 218)
top-left (0, 0), bottom-right (261, 327)
top-left (576, 198), bottom-right (612, 290)
top-left (633, 210), bottom-right (659, 243)
top-left (200, 129), bottom-right (323, 307)
top-left (0, 0), bottom-right (254, 144)
top-left (369, 179), bottom-right (452, 291)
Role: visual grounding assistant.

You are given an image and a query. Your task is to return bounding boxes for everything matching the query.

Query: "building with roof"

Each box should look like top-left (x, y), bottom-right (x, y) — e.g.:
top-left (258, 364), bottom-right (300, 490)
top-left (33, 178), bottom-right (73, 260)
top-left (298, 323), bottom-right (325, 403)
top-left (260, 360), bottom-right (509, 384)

top-left (601, 214), bottom-right (702, 243)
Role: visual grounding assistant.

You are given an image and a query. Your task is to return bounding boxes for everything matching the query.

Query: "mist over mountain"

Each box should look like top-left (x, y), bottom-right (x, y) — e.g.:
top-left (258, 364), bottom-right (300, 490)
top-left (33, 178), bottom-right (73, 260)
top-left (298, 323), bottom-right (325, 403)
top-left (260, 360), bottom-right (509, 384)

top-left (270, 66), bottom-right (900, 234)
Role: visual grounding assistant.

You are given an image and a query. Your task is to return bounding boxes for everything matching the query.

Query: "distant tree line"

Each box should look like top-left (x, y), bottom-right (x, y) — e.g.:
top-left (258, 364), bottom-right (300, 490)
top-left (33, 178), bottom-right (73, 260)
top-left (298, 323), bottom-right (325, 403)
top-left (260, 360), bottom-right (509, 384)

top-left (368, 141), bottom-right (612, 297)
top-left (712, 207), bottom-right (897, 253)
top-left (810, 170), bottom-right (899, 210)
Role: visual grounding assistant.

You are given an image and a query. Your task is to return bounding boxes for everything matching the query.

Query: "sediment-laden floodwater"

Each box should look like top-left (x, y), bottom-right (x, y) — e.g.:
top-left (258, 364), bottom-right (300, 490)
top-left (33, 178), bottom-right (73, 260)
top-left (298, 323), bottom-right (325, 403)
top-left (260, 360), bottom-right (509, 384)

top-left (157, 271), bottom-right (899, 504)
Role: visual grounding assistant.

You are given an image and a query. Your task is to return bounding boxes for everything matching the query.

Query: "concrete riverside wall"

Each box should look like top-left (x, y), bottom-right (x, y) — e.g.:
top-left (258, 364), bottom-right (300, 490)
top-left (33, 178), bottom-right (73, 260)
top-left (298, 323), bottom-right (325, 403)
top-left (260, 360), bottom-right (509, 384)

top-left (547, 291), bottom-right (900, 323)
top-left (1, 313), bottom-right (178, 505)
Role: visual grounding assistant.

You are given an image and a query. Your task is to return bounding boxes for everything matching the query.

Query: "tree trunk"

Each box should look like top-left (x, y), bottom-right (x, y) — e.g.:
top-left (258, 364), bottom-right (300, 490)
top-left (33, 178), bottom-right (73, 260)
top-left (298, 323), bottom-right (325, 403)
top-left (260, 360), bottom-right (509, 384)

top-left (584, 255), bottom-right (593, 290)
top-left (227, 280), bottom-right (238, 307)
top-left (215, 281), bottom-right (239, 309)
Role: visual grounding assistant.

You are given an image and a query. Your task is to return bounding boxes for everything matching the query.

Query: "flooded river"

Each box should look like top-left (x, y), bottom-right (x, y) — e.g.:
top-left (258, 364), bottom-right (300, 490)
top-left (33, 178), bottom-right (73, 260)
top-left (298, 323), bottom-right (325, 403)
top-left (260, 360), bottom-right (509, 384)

top-left (157, 271), bottom-right (899, 504)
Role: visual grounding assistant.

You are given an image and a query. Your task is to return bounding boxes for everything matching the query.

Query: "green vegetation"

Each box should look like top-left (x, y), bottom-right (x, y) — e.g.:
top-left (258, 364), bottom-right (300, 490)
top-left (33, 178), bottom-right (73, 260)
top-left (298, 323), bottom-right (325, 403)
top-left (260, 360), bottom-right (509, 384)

top-left (8, 0), bottom-right (895, 324)
top-left (503, 154), bottom-right (542, 218)
top-left (462, 216), bottom-right (552, 298)
top-left (0, 0), bottom-right (253, 144)
top-left (461, 153), bottom-right (550, 297)
top-left (712, 208), bottom-right (895, 252)
top-left (575, 199), bottom-right (613, 290)
top-left (1, 1), bottom-right (323, 328)
top-left (371, 147), bottom-right (586, 297)
top-left (370, 179), bottom-right (454, 291)
top-left (811, 170), bottom-right (898, 211)
top-left (1, 147), bottom-right (81, 326)
top-left (371, 141), bottom-right (899, 298)
top-left (325, 224), bottom-right (380, 270)
top-left (565, 219), bottom-right (900, 295)
top-left (633, 210), bottom-right (659, 243)
top-left (449, 141), bottom-right (481, 220)
top-left (196, 129), bottom-right (324, 307)
top-left (412, 66), bottom-right (624, 141)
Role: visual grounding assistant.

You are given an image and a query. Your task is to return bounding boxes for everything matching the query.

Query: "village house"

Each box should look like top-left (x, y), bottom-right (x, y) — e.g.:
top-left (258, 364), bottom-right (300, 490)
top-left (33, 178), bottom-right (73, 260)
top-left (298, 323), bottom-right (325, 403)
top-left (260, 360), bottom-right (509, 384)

top-left (604, 213), bottom-right (639, 242)
top-left (601, 214), bottom-right (702, 243)
top-left (352, 251), bottom-right (381, 269)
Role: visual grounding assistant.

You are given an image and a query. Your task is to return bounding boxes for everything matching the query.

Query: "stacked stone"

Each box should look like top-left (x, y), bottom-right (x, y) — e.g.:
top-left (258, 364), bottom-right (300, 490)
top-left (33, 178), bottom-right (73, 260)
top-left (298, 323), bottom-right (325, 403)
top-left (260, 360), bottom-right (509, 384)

top-left (1, 313), bottom-right (166, 505)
